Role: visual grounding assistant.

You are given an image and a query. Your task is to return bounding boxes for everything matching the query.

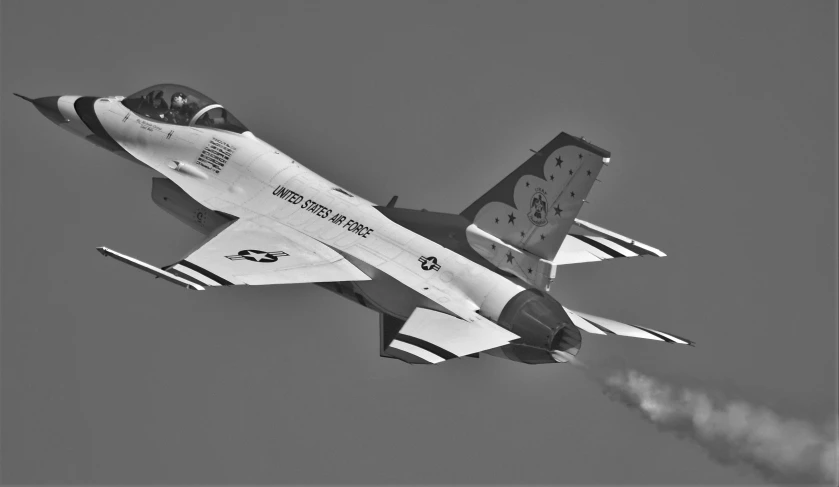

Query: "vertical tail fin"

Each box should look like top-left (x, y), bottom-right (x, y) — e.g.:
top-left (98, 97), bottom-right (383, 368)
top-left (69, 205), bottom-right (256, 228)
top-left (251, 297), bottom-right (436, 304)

top-left (461, 132), bottom-right (610, 261)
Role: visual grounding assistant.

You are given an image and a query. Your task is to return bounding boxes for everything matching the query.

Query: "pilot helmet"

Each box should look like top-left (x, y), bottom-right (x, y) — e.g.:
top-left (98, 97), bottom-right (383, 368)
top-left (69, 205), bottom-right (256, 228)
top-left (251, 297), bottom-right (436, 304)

top-left (150, 90), bottom-right (165, 106)
top-left (171, 92), bottom-right (187, 108)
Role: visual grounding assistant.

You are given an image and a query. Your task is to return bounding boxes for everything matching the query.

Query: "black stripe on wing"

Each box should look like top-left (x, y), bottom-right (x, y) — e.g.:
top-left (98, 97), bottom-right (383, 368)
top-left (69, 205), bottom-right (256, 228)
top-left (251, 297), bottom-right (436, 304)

top-left (582, 317), bottom-right (617, 335)
top-left (571, 234), bottom-right (625, 258)
top-left (167, 268), bottom-right (206, 287)
top-left (179, 260), bottom-right (234, 286)
top-left (395, 333), bottom-right (458, 360)
top-left (602, 236), bottom-right (656, 256)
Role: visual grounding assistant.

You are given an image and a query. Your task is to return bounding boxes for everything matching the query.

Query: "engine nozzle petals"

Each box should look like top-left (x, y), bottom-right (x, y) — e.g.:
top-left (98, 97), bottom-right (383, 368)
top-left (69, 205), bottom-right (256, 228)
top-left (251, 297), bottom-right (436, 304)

top-left (493, 289), bottom-right (583, 364)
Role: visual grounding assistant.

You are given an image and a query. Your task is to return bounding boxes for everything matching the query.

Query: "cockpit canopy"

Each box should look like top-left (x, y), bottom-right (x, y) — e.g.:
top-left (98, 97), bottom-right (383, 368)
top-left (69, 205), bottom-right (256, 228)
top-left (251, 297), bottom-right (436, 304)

top-left (121, 84), bottom-right (248, 134)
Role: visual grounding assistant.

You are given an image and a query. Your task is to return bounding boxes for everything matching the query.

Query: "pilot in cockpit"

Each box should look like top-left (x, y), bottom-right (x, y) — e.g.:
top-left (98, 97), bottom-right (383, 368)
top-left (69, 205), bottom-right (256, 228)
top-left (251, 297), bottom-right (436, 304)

top-left (149, 91), bottom-right (167, 111)
top-left (121, 84), bottom-right (249, 133)
top-left (163, 92), bottom-right (196, 125)
top-left (137, 90), bottom-right (168, 119)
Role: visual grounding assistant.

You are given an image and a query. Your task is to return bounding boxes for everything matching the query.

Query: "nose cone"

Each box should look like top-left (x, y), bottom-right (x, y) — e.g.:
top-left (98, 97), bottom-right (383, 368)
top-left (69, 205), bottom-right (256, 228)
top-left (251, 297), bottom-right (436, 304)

top-left (14, 93), bottom-right (69, 125)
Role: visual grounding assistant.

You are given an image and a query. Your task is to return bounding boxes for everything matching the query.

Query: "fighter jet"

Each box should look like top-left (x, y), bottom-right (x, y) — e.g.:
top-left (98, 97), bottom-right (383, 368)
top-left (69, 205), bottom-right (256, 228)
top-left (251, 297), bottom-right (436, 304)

top-left (17, 84), bottom-right (693, 365)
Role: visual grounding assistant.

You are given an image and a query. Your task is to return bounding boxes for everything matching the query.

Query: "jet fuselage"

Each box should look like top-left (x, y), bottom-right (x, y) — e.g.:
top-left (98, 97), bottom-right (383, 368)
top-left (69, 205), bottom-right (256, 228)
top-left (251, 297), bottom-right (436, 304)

top-left (34, 93), bottom-right (528, 326)
top-left (27, 85), bottom-right (697, 365)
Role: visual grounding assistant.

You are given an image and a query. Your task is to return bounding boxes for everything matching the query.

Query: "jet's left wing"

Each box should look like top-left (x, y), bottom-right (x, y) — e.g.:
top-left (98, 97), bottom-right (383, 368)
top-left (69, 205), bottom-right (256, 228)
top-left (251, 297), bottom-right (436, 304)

top-left (163, 218), bottom-right (371, 287)
top-left (100, 218), bottom-right (370, 288)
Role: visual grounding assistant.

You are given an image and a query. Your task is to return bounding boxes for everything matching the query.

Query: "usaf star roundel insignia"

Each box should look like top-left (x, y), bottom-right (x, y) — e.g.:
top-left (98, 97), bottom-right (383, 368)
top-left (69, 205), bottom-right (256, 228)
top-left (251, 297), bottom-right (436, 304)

top-left (226, 249), bottom-right (289, 263)
top-left (418, 256), bottom-right (441, 271)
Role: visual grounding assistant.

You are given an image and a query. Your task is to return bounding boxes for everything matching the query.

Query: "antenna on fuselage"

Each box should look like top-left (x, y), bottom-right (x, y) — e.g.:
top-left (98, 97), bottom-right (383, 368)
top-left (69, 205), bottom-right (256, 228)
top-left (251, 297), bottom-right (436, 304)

top-left (386, 195), bottom-right (398, 208)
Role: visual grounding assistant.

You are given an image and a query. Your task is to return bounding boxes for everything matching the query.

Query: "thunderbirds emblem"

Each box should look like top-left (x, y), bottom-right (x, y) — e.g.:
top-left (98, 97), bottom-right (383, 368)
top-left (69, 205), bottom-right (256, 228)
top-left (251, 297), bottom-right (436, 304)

top-left (527, 188), bottom-right (548, 227)
top-left (193, 209), bottom-right (208, 227)
top-left (226, 249), bottom-right (289, 263)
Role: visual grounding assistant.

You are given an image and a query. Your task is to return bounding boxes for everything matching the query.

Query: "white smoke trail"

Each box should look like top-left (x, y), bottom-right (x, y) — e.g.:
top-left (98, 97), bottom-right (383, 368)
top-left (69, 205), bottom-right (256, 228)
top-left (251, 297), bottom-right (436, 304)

top-left (594, 368), bottom-right (838, 484)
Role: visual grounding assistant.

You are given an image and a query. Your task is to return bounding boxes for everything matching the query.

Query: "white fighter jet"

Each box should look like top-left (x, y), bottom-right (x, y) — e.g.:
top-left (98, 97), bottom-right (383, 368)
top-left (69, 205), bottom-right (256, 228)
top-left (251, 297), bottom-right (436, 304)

top-left (17, 84), bottom-right (693, 365)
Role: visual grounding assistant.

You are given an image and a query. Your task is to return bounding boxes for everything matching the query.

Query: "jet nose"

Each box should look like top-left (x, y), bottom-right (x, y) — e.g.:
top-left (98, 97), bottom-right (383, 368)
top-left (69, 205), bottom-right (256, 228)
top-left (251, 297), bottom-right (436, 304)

top-left (14, 93), bottom-right (69, 125)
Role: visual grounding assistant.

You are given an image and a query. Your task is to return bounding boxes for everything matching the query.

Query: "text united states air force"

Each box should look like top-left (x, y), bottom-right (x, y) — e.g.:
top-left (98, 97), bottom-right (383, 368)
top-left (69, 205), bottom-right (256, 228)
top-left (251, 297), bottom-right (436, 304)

top-left (272, 185), bottom-right (374, 238)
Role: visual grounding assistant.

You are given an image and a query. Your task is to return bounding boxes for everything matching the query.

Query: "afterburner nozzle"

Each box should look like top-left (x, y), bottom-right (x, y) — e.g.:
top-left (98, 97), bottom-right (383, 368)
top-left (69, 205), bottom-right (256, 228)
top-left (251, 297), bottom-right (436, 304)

top-left (551, 350), bottom-right (584, 366)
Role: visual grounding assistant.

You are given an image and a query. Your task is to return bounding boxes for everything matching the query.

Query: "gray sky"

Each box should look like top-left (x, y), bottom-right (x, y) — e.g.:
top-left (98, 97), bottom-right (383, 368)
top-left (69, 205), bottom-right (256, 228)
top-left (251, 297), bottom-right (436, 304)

top-left (2, 0), bottom-right (836, 484)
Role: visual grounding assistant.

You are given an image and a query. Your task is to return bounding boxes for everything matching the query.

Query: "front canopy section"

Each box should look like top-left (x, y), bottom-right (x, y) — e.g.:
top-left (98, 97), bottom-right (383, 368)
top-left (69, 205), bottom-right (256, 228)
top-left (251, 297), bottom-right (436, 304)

top-left (121, 84), bottom-right (248, 134)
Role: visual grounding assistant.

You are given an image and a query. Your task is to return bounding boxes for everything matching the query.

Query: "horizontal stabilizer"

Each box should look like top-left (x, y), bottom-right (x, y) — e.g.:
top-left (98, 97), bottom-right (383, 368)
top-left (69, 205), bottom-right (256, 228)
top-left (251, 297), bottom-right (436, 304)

top-left (563, 307), bottom-right (694, 346)
top-left (555, 219), bottom-right (666, 265)
top-left (96, 247), bottom-right (204, 290)
top-left (382, 308), bottom-right (519, 364)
